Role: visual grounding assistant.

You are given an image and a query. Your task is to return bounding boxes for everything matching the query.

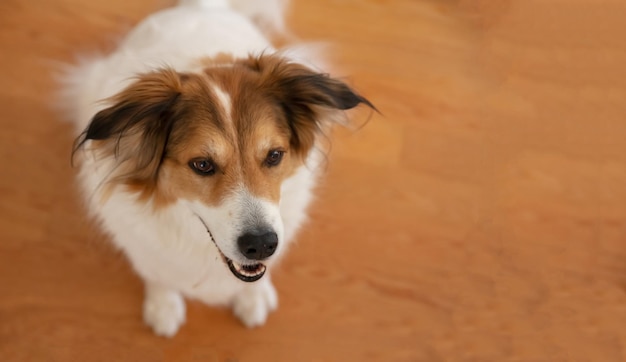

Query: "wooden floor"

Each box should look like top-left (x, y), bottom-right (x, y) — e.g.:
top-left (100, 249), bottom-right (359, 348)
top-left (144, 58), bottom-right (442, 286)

top-left (1, 0), bottom-right (625, 360)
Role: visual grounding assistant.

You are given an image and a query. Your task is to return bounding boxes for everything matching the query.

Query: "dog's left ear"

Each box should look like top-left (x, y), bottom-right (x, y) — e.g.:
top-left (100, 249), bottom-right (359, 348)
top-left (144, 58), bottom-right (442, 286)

top-left (244, 55), bottom-right (376, 156)
top-left (73, 69), bottom-right (183, 188)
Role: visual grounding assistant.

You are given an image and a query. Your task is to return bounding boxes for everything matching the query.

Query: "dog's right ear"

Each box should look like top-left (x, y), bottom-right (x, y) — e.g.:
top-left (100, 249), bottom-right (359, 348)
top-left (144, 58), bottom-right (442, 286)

top-left (241, 54), bottom-right (376, 157)
top-left (73, 69), bottom-right (183, 186)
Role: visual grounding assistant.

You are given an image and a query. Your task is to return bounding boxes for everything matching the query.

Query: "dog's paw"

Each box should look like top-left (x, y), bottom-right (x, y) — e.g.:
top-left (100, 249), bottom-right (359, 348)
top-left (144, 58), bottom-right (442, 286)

top-left (143, 286), bottom-right (186, 337)
top-left (232, 280), bottom-right (278, 328)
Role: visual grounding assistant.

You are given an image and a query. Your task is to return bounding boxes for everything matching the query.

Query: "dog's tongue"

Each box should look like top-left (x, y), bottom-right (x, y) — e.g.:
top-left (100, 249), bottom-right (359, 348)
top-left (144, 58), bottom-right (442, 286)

top-left (227, 260), bottom-right (266, 282)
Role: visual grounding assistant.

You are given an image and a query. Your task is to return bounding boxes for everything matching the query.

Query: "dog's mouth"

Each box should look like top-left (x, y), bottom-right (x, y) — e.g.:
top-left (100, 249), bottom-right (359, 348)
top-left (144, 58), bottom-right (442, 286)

top-left (226, 259), bottom-right (266, 283)
top-left (196, 215), bottom-right (266, 283)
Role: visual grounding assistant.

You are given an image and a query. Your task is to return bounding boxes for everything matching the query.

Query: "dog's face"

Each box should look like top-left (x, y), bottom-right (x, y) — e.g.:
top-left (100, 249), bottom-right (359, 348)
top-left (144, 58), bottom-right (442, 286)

top-left (76, 54), bottom-right (373, 282)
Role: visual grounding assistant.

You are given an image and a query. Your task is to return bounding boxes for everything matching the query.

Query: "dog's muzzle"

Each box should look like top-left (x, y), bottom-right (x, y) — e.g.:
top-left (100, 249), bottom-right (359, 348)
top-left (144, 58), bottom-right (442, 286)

top-left (196, 215), bottom-right (269, 282)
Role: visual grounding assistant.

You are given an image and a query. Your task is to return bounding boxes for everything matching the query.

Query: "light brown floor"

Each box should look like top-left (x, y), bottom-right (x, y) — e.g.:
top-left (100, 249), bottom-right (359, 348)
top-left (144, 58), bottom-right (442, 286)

top-left (1, 0), bottom-right (625, 360)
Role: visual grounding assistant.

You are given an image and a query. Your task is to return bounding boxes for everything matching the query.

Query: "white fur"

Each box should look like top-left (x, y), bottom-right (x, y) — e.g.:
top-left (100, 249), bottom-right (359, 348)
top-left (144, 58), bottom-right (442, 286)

top-left (211, 83), bottom-right (232, 122)
top-left (65, 0), bottom-right (321, 337)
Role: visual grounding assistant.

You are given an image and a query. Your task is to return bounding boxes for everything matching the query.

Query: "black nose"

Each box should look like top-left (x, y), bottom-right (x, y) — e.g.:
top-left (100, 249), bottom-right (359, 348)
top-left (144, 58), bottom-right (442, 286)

top-left (237, 230), bottom-right (278, 260)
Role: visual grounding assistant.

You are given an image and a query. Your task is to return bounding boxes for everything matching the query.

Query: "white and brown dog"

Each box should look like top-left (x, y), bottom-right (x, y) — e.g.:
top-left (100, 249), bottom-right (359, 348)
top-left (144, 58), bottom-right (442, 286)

top-left (63, 0), bottom-right (372, 337)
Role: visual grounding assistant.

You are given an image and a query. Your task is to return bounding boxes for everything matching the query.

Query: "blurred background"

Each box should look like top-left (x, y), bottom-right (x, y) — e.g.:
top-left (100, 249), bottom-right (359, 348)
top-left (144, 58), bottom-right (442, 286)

top-left (1, 0), bottom-right (625, 360)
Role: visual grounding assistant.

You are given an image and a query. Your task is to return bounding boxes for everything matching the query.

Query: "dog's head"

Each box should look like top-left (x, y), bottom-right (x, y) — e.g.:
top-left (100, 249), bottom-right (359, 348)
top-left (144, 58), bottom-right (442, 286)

top-left (75, 54), bottom-right (373, 282)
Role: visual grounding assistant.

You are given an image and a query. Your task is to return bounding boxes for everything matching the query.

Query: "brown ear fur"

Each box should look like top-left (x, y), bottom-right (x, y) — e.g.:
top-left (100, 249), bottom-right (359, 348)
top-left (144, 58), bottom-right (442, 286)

top-left (74, 69), bottom-right (183, 190)
top-left (239, 54), bottom-right (375, 156)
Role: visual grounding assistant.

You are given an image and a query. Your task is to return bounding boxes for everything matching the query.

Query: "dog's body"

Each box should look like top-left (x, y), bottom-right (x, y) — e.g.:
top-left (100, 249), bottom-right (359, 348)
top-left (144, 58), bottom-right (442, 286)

top-left (64, 0), bottom-right (371, 337)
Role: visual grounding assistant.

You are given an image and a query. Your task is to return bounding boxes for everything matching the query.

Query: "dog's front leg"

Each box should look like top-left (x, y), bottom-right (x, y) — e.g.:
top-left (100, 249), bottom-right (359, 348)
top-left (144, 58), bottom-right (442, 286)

top-left (232, 275), bottom-right (278, 328)
top-left (142, 281), bottom-right (186, 337)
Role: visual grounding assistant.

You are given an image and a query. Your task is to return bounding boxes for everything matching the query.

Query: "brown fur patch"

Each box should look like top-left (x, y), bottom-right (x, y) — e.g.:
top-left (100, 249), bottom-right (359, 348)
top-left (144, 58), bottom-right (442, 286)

top-left (75, 54), bottom-right (373, 209)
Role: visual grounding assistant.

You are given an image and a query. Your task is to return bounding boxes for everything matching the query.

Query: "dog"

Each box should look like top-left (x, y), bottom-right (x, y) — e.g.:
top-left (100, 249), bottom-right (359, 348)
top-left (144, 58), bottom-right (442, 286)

top-left (63, 0), bottom-right (373, 337)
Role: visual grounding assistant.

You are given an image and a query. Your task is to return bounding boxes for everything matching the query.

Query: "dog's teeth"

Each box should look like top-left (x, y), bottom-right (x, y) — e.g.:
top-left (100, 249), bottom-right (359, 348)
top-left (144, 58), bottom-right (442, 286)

top-left (232, 261), bottom-right (264, 276)
top-left (228, 260), bottom-right (266, 278)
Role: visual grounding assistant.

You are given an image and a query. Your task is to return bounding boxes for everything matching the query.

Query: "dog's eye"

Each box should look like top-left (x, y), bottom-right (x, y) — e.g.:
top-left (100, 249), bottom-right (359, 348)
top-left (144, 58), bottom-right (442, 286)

top-left (265, 149), bottom-right (285, 167)
top-left (189, 158), bottom-right (216, 175)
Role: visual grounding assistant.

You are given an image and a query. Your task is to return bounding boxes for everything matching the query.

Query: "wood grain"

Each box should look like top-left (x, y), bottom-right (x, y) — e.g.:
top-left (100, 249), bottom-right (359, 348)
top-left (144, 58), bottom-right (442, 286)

top-left (1, 0), bottom-right (625, 360)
